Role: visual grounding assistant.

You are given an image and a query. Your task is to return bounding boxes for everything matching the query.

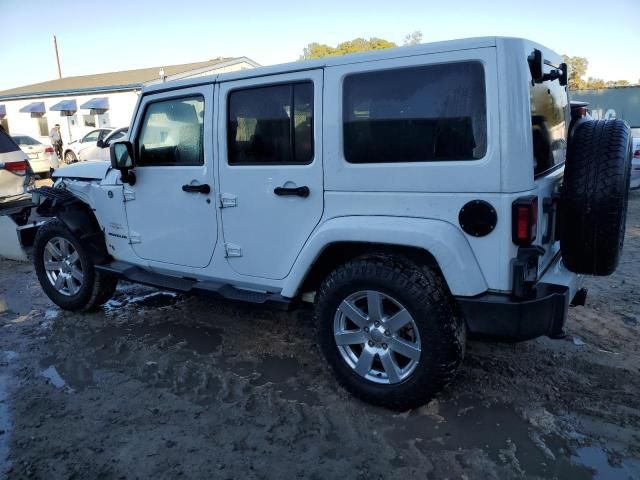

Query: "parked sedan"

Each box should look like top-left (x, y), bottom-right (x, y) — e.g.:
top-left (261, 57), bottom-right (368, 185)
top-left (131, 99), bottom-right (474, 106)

top-left (78, 127), bottom-right (128, 161)
top-left (12, 134), bottom-right (59, 177)
top-left (63, 128), bottom-right (113, 163)
top-left (632, 137), bottom-right (640, 190)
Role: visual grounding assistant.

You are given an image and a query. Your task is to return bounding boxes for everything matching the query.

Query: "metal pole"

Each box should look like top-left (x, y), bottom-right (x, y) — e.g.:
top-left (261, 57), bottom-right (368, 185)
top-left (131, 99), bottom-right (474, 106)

top-left (53, 35), bottom-right (62, 79)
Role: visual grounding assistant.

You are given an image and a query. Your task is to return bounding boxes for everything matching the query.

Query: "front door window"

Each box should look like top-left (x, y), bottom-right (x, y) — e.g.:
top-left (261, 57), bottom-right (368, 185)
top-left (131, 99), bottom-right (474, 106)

top-left (137, 97), bottom-right (204, 166)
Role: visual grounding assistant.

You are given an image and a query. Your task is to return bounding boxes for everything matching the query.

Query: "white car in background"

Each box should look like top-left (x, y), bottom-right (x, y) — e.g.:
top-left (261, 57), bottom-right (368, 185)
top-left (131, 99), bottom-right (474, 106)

top-left (0, 129), bottom-right (35, 261)
top-left (62, 128), bottom-right (113, 163)
top-left (12, 134), bottom-right (59, 178)
top-left (79, 127), bottom-right (128, 161)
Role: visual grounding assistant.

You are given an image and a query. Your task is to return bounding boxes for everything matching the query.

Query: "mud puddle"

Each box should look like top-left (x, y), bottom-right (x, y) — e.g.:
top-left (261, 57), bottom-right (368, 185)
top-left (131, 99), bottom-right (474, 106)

top-left (381, 398), bottom-right (595, 478)
top-left (571, 445), bottom-right (640, 479)
top-left (222, 354), bottom-right (320, 405)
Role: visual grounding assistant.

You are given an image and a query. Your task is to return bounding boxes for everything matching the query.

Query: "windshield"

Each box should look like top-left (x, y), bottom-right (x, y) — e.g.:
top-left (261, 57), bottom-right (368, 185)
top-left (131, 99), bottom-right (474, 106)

top-left (530, 64), bottom-right (569, 176)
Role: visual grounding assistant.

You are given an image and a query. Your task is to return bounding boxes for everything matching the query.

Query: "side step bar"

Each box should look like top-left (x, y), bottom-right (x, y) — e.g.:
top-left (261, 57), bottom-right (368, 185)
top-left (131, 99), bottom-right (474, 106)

top-left (96, 261), bottom-right (291, 309)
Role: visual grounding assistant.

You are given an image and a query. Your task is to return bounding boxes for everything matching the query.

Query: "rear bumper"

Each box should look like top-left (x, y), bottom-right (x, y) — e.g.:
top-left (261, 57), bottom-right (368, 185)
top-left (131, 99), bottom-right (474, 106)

top-left (27, 157), bottom-right (52, 173)
top-left (456, 254), bottom-right (583, 342)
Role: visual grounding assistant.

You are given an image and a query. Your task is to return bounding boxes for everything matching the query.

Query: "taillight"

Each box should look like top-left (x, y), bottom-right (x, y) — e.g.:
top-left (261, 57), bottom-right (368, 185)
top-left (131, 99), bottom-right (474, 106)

top-left (3, 160), bottom-right (28, 175)
top-left (634, 149), bottom-right (640, 158)
top-left (512, 196), bottom-right (538, 246)
top-left (44, 146), bottom-right (54, 154)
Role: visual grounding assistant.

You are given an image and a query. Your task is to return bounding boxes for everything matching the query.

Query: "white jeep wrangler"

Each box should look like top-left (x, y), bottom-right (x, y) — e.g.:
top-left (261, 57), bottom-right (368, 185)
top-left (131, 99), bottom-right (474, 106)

top-left (24, 37), bottom-right (632, 410)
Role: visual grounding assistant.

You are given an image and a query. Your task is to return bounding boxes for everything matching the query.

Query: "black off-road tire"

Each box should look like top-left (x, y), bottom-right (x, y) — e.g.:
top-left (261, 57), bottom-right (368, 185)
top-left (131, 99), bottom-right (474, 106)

top-left (314, 254), bottom-right (466, 411)
top-left (34, 219), bottom-right (117, 311)
top-left (560, 119), bottom-right (632, 275)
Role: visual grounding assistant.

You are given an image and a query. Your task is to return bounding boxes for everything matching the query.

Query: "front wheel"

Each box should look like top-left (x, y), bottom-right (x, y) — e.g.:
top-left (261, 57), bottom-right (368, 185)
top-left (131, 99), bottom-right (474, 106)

top-left (314, 255), bottom-right (465, 410)
top-left (34, 220), bottom-right (117, 311)
top-left (63, 150), bottom-right (77, 164)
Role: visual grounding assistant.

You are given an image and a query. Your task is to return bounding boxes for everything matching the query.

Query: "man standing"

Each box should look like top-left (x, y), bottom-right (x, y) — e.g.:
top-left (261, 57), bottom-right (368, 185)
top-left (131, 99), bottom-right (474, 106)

top-left (49, 124), bottom-right (64, 162)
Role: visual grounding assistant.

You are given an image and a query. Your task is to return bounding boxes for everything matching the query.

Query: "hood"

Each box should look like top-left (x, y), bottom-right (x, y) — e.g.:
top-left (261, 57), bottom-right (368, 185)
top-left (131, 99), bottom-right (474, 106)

top-left (52, 161), bottom-right (111, 180)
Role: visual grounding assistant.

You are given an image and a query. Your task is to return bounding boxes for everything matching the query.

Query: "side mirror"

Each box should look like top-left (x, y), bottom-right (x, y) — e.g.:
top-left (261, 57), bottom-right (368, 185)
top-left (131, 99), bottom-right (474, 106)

top-left (110, 141), bottom-right (136, 185)
top-left (528, 49), bottom-right (544, 83)
top-left (528, 49), bottom-right (568, 86)
top-left (559, 62), bottom-right (568, 87)
top-left (96, 139), bottom-right (105, 148)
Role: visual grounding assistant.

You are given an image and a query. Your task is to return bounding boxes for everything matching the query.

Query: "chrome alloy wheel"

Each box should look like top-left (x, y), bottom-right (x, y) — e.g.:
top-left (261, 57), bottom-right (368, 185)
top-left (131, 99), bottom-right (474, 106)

top-left (333, 290), bottom-right (421, 384)
top-left (43, 236), bottom-right (84, 296)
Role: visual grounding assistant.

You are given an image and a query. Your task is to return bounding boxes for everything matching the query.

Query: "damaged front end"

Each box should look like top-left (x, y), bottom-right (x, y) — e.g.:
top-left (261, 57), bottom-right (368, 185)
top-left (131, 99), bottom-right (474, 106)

top-left (19, 183), bottom-right (111, 264)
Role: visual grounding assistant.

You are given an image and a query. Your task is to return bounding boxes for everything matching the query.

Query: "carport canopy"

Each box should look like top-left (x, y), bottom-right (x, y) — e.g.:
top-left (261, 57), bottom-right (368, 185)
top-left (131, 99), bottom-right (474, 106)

top-left (19, 102), bottom-right (46, 114)
top-left (50, 99), bottom-right (77, 113)
top-left (80, 97), bottom-right (109, 110)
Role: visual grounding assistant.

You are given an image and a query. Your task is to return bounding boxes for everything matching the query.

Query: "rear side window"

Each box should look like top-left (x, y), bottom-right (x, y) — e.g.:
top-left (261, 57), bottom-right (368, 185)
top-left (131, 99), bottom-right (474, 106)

top-left (0, 130), bottom-right (20, 154)
top-left (343, 62), bottom-right (487, 164)
top-left (530, 70), bottom-right (569, 176)
top-left (228, 82), bottom-right (314, 165)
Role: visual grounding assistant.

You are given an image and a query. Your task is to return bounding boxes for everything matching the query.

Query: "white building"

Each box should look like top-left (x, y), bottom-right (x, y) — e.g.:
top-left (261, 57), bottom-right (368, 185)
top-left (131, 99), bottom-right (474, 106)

top-left (0, 56), bottom-right (259, 144)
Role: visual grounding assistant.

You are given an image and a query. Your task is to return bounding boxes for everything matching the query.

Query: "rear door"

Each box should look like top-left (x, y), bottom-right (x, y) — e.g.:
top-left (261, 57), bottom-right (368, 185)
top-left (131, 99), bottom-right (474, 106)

top-left (76, 129), bottom-right (106, 160)
top-left (217, 70), bottom-right (323, 279)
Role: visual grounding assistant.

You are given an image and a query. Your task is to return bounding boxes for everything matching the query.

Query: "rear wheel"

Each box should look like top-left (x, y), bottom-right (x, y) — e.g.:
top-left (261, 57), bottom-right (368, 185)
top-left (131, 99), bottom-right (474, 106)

top-left (34, 220), bottom-right (117, 311)
top-left (315, 254), bottom-right (465, 410)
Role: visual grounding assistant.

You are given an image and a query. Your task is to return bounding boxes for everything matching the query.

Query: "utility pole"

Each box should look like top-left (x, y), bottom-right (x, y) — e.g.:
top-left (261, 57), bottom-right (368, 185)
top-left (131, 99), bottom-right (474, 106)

top-left (53, 35), bottom-right (62, 79)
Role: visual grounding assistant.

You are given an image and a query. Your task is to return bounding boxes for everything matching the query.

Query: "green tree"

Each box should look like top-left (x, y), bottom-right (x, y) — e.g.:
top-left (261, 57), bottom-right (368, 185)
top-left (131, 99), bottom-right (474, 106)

top-left (605, 79), bottom-right (630, 88)
top-left (403, 31), bottom-right (423, 46)
top-left (562, 55), bottom-right (588, 90)
top-left (300, 37), bottom-right (397, 60)
top-left (585, 77), bottom-right (606, 89)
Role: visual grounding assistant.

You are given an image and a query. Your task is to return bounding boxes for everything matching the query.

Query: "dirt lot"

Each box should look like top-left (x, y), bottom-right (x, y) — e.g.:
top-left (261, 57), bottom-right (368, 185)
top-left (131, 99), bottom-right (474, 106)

top-left (1, 192), bottom-right (639, 480)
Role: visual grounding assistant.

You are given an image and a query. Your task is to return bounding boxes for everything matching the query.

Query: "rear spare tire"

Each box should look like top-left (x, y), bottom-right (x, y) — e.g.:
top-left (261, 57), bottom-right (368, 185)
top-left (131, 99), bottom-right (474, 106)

top-left (560, 119), bottom-right (632, 275)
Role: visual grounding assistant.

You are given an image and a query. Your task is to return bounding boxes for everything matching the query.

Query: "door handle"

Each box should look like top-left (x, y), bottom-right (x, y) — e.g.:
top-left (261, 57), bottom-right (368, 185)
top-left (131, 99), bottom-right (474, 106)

top-left (273, 186), bottom-right (310, 198)
top-left (182, 183), bottom-right (211, 194)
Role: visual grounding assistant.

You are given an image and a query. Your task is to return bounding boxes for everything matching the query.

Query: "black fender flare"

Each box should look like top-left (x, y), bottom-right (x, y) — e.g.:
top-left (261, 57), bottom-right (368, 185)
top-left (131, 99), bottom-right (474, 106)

top-left (24, 193), bottom-right (110, 264)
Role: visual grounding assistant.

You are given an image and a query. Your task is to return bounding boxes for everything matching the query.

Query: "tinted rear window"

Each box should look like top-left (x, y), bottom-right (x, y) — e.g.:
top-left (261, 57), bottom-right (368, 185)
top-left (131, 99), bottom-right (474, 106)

top-left (343, 61), bottom-right (487, 164)
top-left (13, 136), bottom-right (41, 146)
top-left (0, 130), bottom-right (20, 154)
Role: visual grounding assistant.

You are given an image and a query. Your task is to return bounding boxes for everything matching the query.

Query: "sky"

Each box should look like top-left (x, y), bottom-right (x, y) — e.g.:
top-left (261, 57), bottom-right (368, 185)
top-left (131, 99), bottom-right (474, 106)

top-left (0, 0), bottom-right (638, 91)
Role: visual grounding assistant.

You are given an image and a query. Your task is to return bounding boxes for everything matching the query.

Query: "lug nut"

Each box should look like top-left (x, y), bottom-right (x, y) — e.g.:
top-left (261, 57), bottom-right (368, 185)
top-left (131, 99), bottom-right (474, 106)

top-left (382, 343), bottom-right (388, 350)
top-left (364, 327), bottom-right (369, 333)
top-left (368, 340), bottom-right (374, 347)
top-left (374, 321), bottom-right (380, 327)
top-left (384, 330), bottom-right (390, 336)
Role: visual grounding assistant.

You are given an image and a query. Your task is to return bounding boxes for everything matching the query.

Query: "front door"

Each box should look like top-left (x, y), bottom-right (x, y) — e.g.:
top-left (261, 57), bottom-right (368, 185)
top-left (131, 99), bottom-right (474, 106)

top-left (218, 70), bottom-right (323, 279)
top-left (124, 85), bottom-right (217, 268)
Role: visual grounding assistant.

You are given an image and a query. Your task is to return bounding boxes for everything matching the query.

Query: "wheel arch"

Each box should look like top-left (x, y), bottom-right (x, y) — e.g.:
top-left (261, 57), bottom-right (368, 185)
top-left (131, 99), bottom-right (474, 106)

top-left (26, 196), bottom-right (110, 264)
top-left (281, 216), bottom-right (488, 298)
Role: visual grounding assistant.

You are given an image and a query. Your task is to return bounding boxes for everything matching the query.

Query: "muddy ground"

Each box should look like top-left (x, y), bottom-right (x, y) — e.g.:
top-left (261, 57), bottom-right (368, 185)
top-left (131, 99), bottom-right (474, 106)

top-left (1, 193), bottom-right (639, 480)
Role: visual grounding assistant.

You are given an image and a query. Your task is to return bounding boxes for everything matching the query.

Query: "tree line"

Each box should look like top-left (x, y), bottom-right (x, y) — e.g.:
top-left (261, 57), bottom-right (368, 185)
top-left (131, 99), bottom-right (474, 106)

top-left (299, 33), bottom-right (636, 90)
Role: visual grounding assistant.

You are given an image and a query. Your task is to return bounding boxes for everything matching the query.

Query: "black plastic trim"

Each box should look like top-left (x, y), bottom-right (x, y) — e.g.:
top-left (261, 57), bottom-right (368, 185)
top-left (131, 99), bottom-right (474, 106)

top-left (95, 261), bottom-right (291, 310)
top-left (456, 282), bottom-right (569, 342)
